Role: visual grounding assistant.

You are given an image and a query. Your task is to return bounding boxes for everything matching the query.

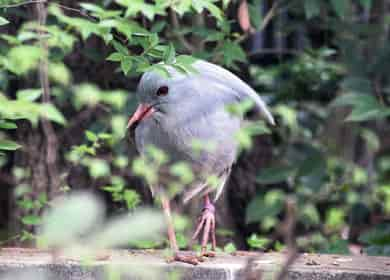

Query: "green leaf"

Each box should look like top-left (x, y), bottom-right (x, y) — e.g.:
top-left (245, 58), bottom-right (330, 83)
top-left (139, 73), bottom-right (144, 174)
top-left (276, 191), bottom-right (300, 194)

top-left (247, 234), bottom-right (270, 249)
top-left (223, 242), bottom-right (237, 254)
top-left (256, 166), bottom-right (295, 184)
top-left (274, 105), bottom-right (298, 129)
top-left (39, 104), bottom-right (66, 125)
top-left (0, 139), bottom-right (21, 151)
top-left (38, 192), bottom-right (48, 205)
top-left (359, 224), bottom-right (390, 246)
top-left (325, 208), bottom-right (345, 230)
top-left (148, 64), bottom-right (170, 78)
top-left (0, 121), bottom-right (17, 129)
top-left (0, 16), bottom-right (9, 26)
top-left (106, 52), bottom-right (123, 62)
top-left (21, 215), bottom-right (41, 225)
top-left (345, 106), bottom-right (384, 122)
top-left (120, 57), bottom-right (133, 75)
top-left (80, 3), bottom-right (121, 19)
top-left (170, 162), bottom-right (194, 184)
top-left (88, 158), bottom-right (111, 178)
top-left (301, 204), bottom-right (320, 225)
top-left (73, 83), bottom-right (101, 109)
top-left (163, 43), bottom-right (176, 64)
top-left (320, 237), bottom-right (350, 254)
top-left (221, 40), bottom-right (246, 67)
top-left (236, 122), bottom-right (270, 150)
top-left (332, 93), bottom-right (375, 107)
top-left (191, 0), bottom-right (205, 13)
top-left (341, 77), bottom-right (371, 94)
top-left (113, 155), bottom-right (128, 168)
top-left (112, 40), bottom-right (128, 55)
top-left (248, 2), bottom-right (263, 28)
top-left (79, 3), bottom-right (104, 13)
top-left (360, 129), bottom-right (380, 152)
top-left (151, 21), bottom-right (166, 33)
top-left (49, 63), bottom-right (71, 85)
top-left (98, 132), bottom-right (112, 140)
top-left (246, 191), bottom-right (285, 224)
top-left (297, 149), bottom-right (325, 177)
top-left (223, 0), bottom-right (231, 9)
top-left (16, 89), bottom-right (42, 102)
top-left (85, 130), bottom-right (98, 142)
top-left (330, 0), bottom-right (348, 19)
top-left (6, 45), bottom-right (43, 75)
top-left (204, 2), bottom-right (223, 21)
top-left (359, 0), bottom-right (372, 9)
top-left (0, 34), bottom-right (20, 45)
top-left (171, 0), bottom-right (192, 16)
top-left (191, 0), bottom-right (222, 20)
top-left (331, 93), bottom-right (389, 122)
top-left (123, 189), bottom-right (140, 210)
top-left (175, 55), bottom-right (197, 66)
top-left (364, 245), bottom-right (390, 256)
top-left (148, 33), bottom-right (159, 47)
top-left (304, 0), bottom-right (321, 19)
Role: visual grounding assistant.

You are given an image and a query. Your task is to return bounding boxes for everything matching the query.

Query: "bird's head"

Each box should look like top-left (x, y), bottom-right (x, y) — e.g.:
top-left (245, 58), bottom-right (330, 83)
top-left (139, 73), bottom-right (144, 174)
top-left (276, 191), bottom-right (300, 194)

top-left (127, 68), bottom-right (197, 131)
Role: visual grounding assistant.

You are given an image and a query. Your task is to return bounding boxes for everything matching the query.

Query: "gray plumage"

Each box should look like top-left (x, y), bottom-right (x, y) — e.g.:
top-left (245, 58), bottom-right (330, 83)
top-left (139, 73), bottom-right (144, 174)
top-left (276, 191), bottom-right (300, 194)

top-left (133, 60), bottom-right (274, 202)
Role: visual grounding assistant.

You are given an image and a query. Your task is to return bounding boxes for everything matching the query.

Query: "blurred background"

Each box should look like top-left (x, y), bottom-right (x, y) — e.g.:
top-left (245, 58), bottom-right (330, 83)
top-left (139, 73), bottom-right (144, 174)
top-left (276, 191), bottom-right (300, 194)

top-left (0, 0), bottom-right (389, 256)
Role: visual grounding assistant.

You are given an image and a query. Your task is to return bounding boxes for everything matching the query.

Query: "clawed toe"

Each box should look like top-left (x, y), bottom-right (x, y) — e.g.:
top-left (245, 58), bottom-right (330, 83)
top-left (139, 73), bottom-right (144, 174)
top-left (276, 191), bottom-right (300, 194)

top-left (191, 202), bottom-right (217, 255)
top-left (167, 253), bottom-right (200, 265)
top-left (167, 252), bottom-right (216, 265)
top-left (201, 251), bottom-right (216, 258)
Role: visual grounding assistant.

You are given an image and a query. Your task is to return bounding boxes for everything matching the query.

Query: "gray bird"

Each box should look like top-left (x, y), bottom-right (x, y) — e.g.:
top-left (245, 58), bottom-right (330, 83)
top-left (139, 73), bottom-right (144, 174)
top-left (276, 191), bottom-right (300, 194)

top-left (127, 60), bottom-right (274, 264)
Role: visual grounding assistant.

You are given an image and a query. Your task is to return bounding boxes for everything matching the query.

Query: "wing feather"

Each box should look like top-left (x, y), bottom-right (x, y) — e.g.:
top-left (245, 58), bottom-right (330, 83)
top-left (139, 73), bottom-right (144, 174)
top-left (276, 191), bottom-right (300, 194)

top-left (194, 60), bottom-right (275, 125)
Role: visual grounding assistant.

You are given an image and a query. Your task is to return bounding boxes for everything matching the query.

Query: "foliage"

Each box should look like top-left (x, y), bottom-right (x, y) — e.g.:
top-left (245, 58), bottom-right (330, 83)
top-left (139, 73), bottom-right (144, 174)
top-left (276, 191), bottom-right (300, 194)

top-left (0, 0), bottom-right (389, 260)
top-left (247, 47), bottom-right (389, 254)
top-left (38, 191), bottom-right (164, 279)
top-left (359, 224), bottom-right (390, 256)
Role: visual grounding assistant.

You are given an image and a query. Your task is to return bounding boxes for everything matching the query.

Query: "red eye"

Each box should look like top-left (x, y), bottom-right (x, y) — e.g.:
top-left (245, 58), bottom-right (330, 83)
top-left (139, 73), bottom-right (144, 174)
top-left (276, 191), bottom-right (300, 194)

top-left (156, 86), bottom-right (169, 96)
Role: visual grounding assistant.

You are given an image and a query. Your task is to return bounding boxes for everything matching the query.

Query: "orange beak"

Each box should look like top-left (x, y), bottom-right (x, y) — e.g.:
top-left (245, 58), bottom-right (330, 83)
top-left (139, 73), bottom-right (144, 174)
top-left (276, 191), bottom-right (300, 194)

top-left (127, 103), bottom-right (155, 130)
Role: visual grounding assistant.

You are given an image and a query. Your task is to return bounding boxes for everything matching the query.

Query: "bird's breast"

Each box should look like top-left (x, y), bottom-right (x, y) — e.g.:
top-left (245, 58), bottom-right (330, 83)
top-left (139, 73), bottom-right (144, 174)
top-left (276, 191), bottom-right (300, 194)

top-left (134, 109), bottom-right (241, 174)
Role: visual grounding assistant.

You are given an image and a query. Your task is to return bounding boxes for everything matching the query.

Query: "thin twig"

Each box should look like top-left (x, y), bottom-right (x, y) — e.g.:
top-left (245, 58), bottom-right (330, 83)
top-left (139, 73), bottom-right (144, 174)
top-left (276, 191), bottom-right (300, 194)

top-left (276, 197), bottom-right (299, 280)
top-left (248, 48), bottom-right (301, 57)
top-left (192, 10), bottom-right (206, 52)
top-left (259, 0), bottom-right (281, 31)
top-left (0, 0), bottom-right (45, 8)
top-left (36, 0), bottom-right (60, 200)
top-left (169, 8), bottom-right (195, 53)
top-left (0, 1), bottom-right (97, 22)
top-left (55, 3), bottom-right (97, 22)
top-left (0, 171), bottom-right (15, 185)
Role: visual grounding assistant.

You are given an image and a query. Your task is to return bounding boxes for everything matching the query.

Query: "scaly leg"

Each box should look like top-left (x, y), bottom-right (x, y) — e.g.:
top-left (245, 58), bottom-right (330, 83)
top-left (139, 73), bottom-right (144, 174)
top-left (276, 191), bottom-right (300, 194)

top-left (192, 194), bottom-right (216, 257)
top-left (161, 196), bottom-right (200, 265)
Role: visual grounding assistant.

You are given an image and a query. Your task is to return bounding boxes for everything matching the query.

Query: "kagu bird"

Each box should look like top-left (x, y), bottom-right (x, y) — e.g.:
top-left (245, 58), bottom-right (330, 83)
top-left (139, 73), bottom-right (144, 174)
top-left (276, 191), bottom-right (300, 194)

top-left (128, 60), bottom-right (274, 264)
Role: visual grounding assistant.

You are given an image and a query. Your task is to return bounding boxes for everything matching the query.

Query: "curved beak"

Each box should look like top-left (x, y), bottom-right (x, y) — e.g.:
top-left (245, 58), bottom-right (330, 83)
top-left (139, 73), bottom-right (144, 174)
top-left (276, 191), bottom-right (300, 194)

top-left (127, 103), bottom-right (155, 131)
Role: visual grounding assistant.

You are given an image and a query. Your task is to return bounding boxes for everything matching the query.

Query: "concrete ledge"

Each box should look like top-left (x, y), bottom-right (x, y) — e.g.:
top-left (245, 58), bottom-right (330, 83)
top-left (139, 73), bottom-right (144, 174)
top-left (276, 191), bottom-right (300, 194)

top-left (0, 248), bottom-right (389, 279)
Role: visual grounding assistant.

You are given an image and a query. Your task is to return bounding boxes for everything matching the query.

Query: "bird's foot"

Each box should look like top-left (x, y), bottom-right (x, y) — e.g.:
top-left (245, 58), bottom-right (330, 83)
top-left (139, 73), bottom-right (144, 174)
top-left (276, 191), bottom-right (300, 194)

top-left (201, 251), bottom-right (216, 258)
top-left (192, 201), bottom-right (216, 255)
top-left (167, 252), bottom-right (201, 265)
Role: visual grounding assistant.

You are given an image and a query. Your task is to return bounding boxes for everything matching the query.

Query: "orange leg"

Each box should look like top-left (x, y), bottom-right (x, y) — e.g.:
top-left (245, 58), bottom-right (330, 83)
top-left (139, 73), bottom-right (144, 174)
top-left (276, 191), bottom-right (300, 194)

top-left (192, 194), bottom-right (216, 257)
top-left (161, 196), bottom-right (200, 265)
